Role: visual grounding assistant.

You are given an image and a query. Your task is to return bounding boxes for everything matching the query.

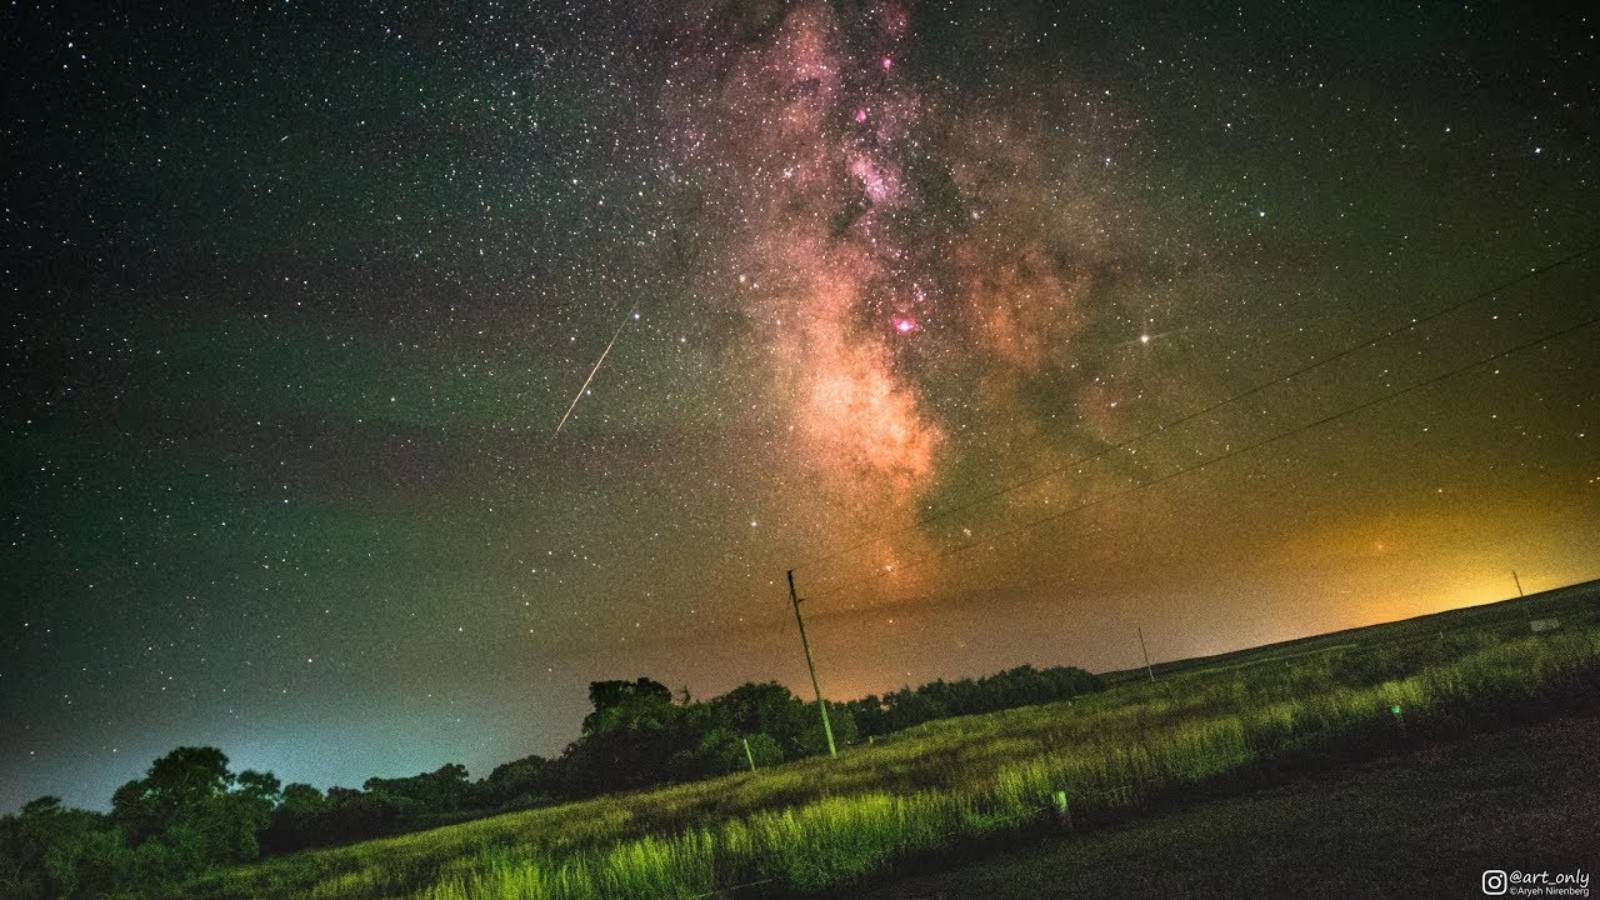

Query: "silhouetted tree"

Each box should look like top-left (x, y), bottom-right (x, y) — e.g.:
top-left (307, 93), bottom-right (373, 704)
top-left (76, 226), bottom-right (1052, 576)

top-left (475, 754), bottom-right (551, 809)
top-left (364, 763), bottom-right (471, 815)
top-left (260, 783), bottom-right (326, 854)
top-left (0, 797), bottom-right (130, 899)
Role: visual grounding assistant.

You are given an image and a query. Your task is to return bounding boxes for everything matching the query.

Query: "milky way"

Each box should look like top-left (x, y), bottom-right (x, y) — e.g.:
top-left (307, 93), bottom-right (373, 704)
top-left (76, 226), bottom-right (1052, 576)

top-left (657, 2), bottom-right (1154, 598)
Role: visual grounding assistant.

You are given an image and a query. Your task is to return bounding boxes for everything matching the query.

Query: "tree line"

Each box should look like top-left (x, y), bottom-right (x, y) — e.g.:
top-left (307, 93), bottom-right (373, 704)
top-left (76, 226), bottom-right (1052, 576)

top-left (0, 663), bottom-right (1101, 898)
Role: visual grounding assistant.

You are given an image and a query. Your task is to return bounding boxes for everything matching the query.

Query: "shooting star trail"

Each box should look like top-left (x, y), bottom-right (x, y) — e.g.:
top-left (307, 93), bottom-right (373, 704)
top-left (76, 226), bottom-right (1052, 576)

top-left (553, 308), bottom-right (635, 439)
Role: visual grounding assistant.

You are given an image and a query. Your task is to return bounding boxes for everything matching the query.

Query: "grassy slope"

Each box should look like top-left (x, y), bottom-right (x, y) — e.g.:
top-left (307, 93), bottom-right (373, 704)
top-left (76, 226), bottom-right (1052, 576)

top-left (1100, 579), bottom-right (1600, 684)
top-left (189, 580), bottom-right (1600, 898)
top-left (861, 711), bottom-right (1600, 899)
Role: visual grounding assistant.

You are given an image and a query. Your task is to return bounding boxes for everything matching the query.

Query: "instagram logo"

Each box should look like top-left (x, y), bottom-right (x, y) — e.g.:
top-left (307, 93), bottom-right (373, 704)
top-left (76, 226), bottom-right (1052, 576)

top-left (1483, 870), bottom-right (1508, 895)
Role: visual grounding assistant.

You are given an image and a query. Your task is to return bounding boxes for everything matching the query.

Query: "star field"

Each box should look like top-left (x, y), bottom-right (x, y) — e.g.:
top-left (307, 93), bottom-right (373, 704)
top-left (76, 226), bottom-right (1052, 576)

top-left (3, 1), bottom-right (1598, 811)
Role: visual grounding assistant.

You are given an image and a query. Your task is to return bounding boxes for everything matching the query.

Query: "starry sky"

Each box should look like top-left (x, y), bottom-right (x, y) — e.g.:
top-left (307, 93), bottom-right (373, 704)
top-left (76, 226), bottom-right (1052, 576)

top-left (4, 1), bottom-right (1598, 812)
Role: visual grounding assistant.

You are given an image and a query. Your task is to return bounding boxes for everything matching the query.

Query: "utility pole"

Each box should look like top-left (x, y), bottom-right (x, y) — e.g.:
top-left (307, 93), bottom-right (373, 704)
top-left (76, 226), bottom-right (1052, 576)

top-left (787, 569), bottom-right (837, 758)
top-left (1138, 626), bottom-right (1156, 683)
top-left (1512, 570), bottom-right (1525, 598)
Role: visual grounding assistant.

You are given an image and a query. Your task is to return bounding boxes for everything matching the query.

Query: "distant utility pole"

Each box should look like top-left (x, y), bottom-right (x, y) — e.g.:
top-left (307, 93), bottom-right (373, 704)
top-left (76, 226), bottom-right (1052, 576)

top-left (787, 570), bottom-right (837, 758)
top-left (1138, 627), bottom-right (1156, 683)
top-left (1512, 570), bottom-right (1525, 598)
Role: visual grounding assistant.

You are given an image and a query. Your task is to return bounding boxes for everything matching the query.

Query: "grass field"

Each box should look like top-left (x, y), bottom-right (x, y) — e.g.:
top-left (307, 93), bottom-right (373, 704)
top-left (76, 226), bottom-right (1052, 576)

top-left (184, 581), bottom-right (1600, 899)
top-left (862, 710), bottom-right (1600, 899)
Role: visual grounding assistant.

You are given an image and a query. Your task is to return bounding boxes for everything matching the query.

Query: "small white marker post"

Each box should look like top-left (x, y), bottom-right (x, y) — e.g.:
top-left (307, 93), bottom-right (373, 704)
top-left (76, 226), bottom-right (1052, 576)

top-left (1053, 789), bottom-right (1072, 830)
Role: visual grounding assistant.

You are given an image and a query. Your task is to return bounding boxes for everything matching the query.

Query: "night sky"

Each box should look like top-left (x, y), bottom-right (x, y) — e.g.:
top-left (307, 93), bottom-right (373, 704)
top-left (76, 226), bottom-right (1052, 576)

top-left (4, 1), bottom-right (1598, 813)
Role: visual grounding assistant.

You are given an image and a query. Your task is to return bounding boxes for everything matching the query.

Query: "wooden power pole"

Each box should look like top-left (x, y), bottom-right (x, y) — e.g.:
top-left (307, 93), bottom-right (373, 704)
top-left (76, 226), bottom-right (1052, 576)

top-left (787, 570), bottom-right (837, 758)
top-left (1512, 570), bottom-right (1525, 598)
top-left (1138, 626), bottom-right (1156, 683)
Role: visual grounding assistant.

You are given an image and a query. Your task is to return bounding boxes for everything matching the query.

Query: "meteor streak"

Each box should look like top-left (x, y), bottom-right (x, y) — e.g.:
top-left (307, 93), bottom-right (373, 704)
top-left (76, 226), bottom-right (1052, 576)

top-left (553, 308), bottom-right (635, 439)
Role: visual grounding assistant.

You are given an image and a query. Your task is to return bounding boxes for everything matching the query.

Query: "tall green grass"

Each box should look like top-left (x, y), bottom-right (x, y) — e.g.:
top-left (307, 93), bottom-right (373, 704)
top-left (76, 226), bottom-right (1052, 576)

top-left (187, 616), bottom-right (1600, 900)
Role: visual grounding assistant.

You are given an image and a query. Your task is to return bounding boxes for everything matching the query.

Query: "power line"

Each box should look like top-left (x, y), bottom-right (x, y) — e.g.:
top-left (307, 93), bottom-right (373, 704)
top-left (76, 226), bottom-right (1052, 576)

top-left (572, 298), bottom-right (1596, 662)
top-left (806, 308), bottom-right (1598, 614)
top-left (788, 242), bottom-right (1600, 576)
top-left (545, 243), bottom-right (1598, 648)
top-left (803, 305), bottom-right (1599, 602)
